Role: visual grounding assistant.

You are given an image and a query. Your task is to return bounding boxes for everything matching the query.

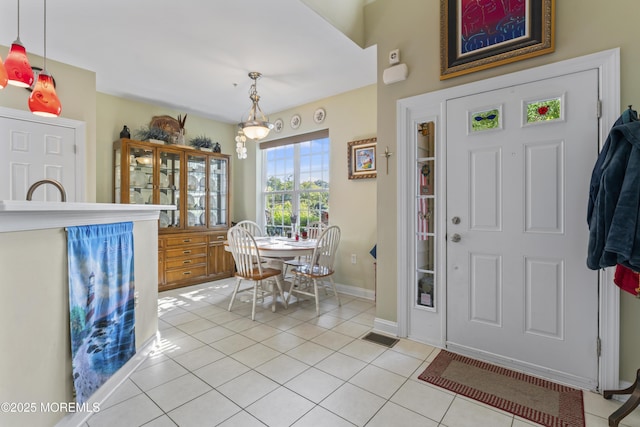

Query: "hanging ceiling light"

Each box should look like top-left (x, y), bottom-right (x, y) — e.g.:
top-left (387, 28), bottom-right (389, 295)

top-left (0, 56), bottom-right (8, 89)
top-left (235, 130), bottom-right (247, 160)
top-left (4, 0), bottom-right (34, 88)
top-left (29, 0), bottom-right (61, 117)
top-left (238, 72), bottom-right (273, 141)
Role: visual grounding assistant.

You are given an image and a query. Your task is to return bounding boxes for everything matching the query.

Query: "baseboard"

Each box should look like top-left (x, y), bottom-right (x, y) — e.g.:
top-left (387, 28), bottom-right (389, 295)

top-left (55, 333), bottom-right (160, 427)
top-left (373, 317), bottom-right (398, 336)
top-left (335, 282), bottom-right (375, 300)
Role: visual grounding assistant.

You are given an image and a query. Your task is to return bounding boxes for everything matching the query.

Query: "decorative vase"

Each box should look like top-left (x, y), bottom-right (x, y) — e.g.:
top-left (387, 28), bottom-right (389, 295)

top-left (213, 142), bottom-right (221, 153)
top-left (120, 125), bottom-right (130, 139)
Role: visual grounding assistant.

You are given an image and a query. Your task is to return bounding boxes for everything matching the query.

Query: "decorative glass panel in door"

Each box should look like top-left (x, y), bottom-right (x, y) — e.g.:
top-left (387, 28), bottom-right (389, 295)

top-left (186, 153), bottom-right (207, 228)
top-left (416, 121), bottom-right (436, 309)
top-left (209, 156), bottom-right (228, 227)
top-left (158, 149), bottom-right (181, 229)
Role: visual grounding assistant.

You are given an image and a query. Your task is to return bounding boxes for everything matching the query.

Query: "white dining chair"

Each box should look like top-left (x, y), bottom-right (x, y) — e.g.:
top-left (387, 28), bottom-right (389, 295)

top-left (227, 226), bottom-right (287, 320)
top-left (286, 225), bottom-right (341, 316)
top-left (282, 221), bottom-right (327, 278)
top-left (235, 220), bottom-right (264, 237)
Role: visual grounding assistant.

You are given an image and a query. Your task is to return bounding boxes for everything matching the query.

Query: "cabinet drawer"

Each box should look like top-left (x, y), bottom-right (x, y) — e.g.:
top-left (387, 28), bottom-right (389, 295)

top-left (165, 256), bottom-right (206, 270)
top-left (166, 235), bottom-right (208, 247)
top-left (209, 232), bottom-right (227, 244)
top-left (166, 245), bottom-right (207, 259)
top-left (165, 265), bottom-right (207, 283)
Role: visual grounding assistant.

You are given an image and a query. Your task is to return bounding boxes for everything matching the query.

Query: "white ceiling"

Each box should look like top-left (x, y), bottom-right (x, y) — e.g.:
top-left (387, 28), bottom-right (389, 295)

top-left (0, 0), bottom-right (377, 124)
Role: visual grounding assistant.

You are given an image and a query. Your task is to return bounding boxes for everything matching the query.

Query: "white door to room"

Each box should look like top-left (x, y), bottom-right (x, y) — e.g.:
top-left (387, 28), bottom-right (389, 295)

top-left (446, 69), bottom-right (600, 388)
top-left (0, 110), bottom-right (82, 202)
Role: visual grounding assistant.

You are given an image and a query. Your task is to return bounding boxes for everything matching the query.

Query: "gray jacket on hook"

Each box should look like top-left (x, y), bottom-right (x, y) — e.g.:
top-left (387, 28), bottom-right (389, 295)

top-left (587, 117), bottom-right (640, 271)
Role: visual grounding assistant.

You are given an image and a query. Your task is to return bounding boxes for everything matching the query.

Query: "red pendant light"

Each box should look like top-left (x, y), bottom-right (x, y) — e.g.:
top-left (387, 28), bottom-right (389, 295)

top-left (4, 0), bottom-right (34, 88)
top-left (0, 56), bottom-right (8, 89)
top-left (29, 0), bottom-right (61, 117)
top-left (29, 70), bottom-right (61, 117)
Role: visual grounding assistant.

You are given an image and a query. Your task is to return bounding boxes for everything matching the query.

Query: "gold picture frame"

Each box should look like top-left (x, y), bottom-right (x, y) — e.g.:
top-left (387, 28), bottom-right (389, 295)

top-left (440, 0), bottom-right (555, 80)
top-left (348, 137), bottom-right (377, 180)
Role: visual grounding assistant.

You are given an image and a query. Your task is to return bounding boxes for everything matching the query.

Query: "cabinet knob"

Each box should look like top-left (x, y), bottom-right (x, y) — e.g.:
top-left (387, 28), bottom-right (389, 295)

top-left (182, 271), bottom-right (192, 275)
top-left (183, 239), bottom-right (192, 243)
top-left (217, 235), bottom-right (225, 240)
top-left (183, 260), bottom-right (192, 264)
top-left (183, 250), bottom-right (191, 254)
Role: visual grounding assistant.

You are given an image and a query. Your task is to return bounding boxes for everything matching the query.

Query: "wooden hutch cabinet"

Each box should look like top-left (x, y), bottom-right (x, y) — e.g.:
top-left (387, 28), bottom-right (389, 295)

top-left (113, 138), bottom-right (234, 291)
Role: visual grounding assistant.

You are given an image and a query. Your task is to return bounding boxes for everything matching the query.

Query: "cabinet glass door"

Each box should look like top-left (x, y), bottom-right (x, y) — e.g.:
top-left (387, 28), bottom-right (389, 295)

top-left (128, 145), bottom-right (154, 206)
top-left (416, 121), bottom-right (436, 309)
top-left (114, 145), bottom-right (122, 203)
top-left (209, 156), bottom-right (228, 227)
top-left (158, 149), bottom-right (181, 229)
top-left (186, 153), bottom-right (207, 229)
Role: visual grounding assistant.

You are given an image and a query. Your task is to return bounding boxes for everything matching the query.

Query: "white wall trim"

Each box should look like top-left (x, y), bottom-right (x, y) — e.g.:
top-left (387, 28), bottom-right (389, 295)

top-left (397, 48), bottom-right (620, 391)
top-left (0, 106), bottom-right (86, 202)
top-left (335, 282), bottom-right (376, 301)
top-left (373, 317), bottom-right (398, 337)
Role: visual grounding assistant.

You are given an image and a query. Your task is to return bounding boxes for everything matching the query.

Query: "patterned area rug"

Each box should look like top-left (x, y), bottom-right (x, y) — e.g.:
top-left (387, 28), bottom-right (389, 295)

top-left (418, 350), bottom-right (585, 427)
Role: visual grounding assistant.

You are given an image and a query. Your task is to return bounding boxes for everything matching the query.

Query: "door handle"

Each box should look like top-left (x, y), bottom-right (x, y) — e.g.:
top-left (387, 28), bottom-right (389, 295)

top-left (450, 233), bottom-right (461, 242)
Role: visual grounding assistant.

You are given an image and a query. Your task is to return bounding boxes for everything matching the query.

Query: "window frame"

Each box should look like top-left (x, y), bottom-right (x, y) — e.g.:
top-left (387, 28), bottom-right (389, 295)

top-left (259, 130), bottom-right (330, 236)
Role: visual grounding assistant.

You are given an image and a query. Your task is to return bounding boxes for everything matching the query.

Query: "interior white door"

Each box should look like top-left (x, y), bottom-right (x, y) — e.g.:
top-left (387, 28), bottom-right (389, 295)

top-left (446, 69), bottom-right (600, 388)
top-left (0, 116), bottom-right (77, 201)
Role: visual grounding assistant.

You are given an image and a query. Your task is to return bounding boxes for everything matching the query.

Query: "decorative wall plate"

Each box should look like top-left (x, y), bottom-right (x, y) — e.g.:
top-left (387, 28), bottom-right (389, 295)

top-left (290, 114), bottom-right (301, 129)
top-left (313, 107), bottom-right (326, 124)
top-left (274, 118), bottom-right (284, 133)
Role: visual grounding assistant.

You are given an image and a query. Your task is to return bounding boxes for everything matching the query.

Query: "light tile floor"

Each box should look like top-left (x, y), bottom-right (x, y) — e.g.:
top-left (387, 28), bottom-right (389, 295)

top-left (83, 278), bottom-right (640, 427)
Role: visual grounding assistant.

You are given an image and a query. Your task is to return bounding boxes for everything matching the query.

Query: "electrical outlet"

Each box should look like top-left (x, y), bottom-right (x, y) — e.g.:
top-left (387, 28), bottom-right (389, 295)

top-left (134, 291), bottom-right (139, 307)
top-left (389, 49), bottom-right (400, 65)
top-left (351, 253), bottom-right (357, 264)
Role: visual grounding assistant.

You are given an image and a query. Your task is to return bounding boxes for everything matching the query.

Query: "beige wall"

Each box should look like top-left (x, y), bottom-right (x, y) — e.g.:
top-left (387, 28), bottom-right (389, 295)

top-left (365, 0), bottom-right (640, 382)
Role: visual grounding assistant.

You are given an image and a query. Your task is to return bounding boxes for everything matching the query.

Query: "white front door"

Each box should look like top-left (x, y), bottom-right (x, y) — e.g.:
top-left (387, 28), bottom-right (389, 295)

top-left (446, 69), bottom-right (600, 388)
top-left (0, 113), bottom-right (79, 201)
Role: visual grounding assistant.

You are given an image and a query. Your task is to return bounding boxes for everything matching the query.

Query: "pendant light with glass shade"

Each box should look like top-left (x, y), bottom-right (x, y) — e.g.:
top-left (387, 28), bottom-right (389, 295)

top-left (4, 0), bottom-right (34, 88)
top-left (0, 57), bottom-right (8, 89)
top-left (29, 0), bottom-right (61, 117)
top-left (238, 72), bottom-right (273, 141)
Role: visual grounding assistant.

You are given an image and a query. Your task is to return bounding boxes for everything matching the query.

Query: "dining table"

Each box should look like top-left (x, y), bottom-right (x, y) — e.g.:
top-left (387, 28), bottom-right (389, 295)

top-left (224, 235), bottom-right (316, 257)
top-left (224, 236), bottom-right (316, 310)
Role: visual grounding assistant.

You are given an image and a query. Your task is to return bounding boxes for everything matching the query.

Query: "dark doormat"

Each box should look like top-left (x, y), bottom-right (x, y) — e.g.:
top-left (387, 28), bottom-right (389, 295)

top-left (418, 350), bottom-right (585, 427)
top-left (362, 332), bottom-right (399, 348)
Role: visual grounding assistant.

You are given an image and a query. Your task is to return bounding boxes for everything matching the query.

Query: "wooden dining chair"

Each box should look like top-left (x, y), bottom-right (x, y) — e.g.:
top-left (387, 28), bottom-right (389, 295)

top-left (286, 225), bottom-right (341, 316)
top-left (226, 226), bottom-right (287, 320)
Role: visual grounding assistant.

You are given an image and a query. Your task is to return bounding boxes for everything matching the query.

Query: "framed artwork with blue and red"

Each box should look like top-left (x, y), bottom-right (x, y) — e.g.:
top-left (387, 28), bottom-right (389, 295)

top-left (440, 0), bottom-right (555, 80)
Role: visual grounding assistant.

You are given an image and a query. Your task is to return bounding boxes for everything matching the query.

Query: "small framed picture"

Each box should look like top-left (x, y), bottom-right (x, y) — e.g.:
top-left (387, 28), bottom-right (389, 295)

top-left (348, 137), bottom-right (377, 180)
